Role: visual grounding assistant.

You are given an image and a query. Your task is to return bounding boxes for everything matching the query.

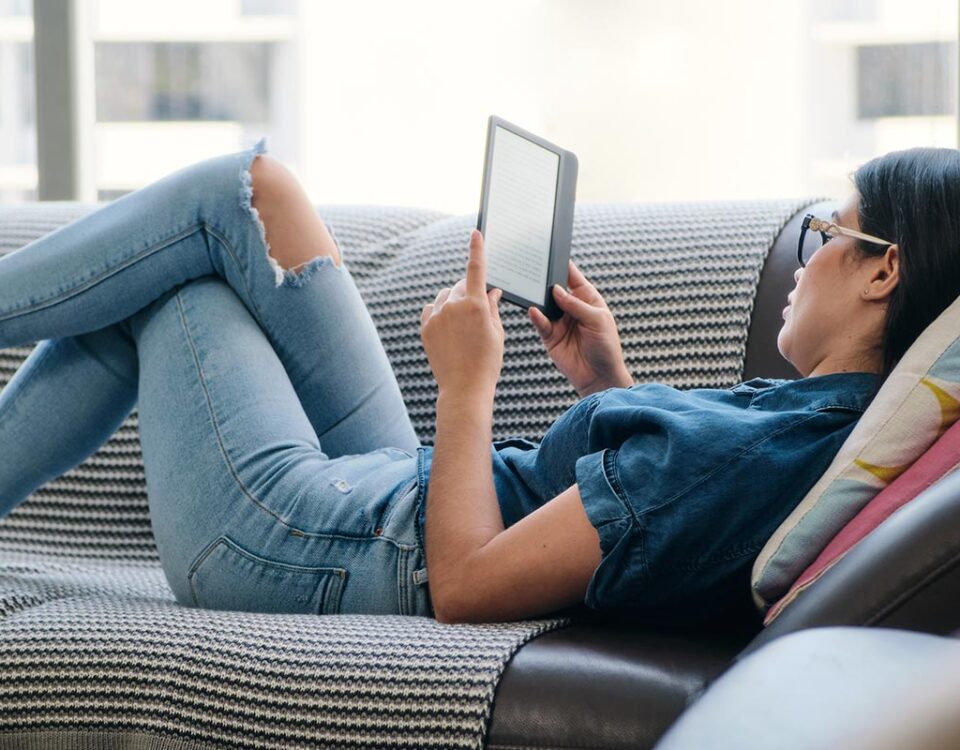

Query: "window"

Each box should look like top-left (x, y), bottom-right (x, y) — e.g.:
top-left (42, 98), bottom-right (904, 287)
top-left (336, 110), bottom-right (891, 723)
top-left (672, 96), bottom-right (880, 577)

top-left (0, 0), bottom-right (35, 202)
top-left (17, 0), bottom-right (960, 210)
top-left (96, 43), bottom-right (273, 122)
top-left (805, 0), bottom-right (958, 199)
top-left (91, 0), bottom-right (297, 201)
top-left (94, 40), bottom-right (280, 200)
top-left (857, 43), bottom-right (956, 118)
top-left (241, 0), bottom-right (294, 16)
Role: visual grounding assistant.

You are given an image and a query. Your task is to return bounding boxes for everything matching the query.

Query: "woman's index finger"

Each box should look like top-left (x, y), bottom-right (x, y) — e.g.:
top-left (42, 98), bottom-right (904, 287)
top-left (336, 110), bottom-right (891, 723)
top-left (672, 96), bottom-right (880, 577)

top-left (467, 229), bottom-right (487, 296)
top-left (568, 258), bottom-right (590, 287)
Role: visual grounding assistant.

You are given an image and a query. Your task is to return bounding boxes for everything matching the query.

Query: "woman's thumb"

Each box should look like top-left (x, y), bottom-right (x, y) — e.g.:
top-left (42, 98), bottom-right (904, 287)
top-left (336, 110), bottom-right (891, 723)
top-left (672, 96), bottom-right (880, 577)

top-left (529, 305), bottom-right (552, 337)
top-left (553, 284), bottom-right (593, 320)
top-left (488, 288), bottom-right (503, 318)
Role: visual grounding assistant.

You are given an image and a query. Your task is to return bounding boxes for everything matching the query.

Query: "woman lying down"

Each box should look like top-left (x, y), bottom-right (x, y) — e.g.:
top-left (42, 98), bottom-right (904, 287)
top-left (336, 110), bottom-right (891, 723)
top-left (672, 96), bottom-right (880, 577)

top-left (0, 140), bottom-right (955, 627)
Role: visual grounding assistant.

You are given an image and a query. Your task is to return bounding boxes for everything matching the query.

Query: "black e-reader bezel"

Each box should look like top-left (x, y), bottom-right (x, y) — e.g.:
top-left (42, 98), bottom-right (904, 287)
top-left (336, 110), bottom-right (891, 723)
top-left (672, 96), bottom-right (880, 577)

top-left (477, 115), bottom-right (578, 321)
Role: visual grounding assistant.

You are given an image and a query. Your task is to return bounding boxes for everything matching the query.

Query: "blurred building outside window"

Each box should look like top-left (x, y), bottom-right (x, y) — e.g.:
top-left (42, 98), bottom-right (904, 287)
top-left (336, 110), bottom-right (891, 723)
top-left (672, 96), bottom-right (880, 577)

top-left (0, 0), bottom-right (957, 212)
top-left (92, 0), bottom-right (297, 201)
top-left (0, 0), bottom-right (35, 203)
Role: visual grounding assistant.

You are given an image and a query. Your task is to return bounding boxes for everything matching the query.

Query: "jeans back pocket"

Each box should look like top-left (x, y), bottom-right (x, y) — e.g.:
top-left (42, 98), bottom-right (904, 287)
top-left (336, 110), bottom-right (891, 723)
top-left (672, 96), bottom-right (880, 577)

top-left (188, 535), bottom-right (347, 615)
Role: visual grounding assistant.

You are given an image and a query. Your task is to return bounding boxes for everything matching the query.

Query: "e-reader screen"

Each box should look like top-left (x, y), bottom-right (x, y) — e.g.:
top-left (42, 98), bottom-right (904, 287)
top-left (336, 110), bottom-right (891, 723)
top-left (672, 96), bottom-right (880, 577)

top-left (483, 126), bottom-right (560, 307)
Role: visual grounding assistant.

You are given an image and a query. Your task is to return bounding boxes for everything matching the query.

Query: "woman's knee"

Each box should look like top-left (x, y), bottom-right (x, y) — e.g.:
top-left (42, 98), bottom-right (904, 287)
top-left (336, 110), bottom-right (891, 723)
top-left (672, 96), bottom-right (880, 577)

top-left (249, 154), bottom-right (342, 271)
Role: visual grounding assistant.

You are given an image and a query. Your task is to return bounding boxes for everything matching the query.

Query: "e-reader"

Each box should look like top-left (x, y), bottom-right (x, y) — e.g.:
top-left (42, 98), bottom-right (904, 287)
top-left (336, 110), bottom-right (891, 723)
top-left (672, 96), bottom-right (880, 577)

top-left (477, 115), bottom-right (578, 321)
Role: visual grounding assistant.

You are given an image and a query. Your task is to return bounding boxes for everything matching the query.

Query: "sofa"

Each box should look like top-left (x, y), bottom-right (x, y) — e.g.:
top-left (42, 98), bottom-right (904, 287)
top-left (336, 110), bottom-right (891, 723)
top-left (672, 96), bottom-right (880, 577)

top-left (488, 199), bottom-right (960, 750)
top-left (2, 195), bottom-right (959, 750)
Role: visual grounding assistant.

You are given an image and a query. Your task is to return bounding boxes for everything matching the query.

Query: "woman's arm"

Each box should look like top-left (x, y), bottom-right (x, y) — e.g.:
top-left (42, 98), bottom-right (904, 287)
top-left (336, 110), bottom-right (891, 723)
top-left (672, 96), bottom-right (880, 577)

top-left (426, 388), bottom-right (601, 624)
top-left (423, 389), bottom-right (502, 620)
top-left (420, 230), bottom-right (602, 623)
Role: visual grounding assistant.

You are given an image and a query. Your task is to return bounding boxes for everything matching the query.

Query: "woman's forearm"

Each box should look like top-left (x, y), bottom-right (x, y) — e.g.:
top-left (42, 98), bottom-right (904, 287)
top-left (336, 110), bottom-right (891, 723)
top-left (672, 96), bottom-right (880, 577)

top-left (424, 389), bottom-right (504, 621)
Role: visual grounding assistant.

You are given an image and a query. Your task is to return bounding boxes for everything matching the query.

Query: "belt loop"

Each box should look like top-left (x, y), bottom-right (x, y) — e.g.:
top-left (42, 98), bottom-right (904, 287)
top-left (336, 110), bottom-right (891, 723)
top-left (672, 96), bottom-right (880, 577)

top-left (412, 567), bottom-right (428, 586)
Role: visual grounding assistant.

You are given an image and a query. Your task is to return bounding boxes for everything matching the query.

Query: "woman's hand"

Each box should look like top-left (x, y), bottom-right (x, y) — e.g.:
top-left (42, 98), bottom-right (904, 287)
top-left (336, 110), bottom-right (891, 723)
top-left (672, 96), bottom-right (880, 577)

top-left (420, 229), bottom-right (504, 401)
top-left (529, 260), bottom-right (632, 398)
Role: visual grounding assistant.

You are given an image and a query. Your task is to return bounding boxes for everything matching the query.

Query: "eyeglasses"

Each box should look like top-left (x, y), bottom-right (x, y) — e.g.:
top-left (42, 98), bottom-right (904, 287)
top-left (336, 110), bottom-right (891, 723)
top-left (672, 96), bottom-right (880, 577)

top-left (797, 213), bottom-right (894, 268)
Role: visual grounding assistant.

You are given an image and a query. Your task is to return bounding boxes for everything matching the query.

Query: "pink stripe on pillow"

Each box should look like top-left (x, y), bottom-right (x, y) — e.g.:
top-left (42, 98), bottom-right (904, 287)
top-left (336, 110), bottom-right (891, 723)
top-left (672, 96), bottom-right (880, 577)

top-left (765, 416), bottom-right (960, 624)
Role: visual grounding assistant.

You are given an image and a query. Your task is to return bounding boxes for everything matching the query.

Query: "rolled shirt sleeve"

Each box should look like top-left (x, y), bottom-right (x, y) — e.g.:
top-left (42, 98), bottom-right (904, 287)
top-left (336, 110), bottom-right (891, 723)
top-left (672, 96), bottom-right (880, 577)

top-left (574, 448), bottom-right (643, 610)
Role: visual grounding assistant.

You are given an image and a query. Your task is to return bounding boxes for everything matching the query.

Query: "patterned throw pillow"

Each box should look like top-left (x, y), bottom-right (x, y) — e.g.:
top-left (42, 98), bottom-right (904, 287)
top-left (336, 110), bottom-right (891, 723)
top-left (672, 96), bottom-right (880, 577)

top-left (751, 293), bottom-right (960, 611)
top-left (763, 416), bottom-right (960, 623)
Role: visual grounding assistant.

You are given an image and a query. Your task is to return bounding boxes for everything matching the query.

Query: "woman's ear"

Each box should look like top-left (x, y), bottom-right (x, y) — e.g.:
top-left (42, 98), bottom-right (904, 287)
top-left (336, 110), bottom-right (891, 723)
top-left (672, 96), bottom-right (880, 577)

top-left (865, 244), bottom-right (900, 301)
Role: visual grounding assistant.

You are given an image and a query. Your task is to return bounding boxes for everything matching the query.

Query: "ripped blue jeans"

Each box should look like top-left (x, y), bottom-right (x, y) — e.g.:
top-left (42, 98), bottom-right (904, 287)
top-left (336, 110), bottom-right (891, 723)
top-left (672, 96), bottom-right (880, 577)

top-left (0, 139), bottom-right (433, 617)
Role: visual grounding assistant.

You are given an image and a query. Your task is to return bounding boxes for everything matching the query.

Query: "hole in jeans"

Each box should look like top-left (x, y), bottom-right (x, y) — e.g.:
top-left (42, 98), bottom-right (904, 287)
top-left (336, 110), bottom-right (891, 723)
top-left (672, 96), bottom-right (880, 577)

top-left (238, 137), bottom-right (344, 289)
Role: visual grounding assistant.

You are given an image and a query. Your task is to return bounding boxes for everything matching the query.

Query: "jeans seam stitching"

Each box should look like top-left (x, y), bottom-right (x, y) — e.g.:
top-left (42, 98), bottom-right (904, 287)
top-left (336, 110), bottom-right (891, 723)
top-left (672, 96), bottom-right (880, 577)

top-left (327, 570), bottom-right (347, 614)
top-left (0, 223), bottom-right (202, 323)
top-left (378, 476), bottom-right (417, 532)
top-left (173, 289), bottom-right (291, 528)
top-left (0, 337), bottom-right (56, 421)
top-left (201, 222), bottom-right (267, 323)
top-left (415, 449), bottom-right (428, 554)
top-left (172, 266), bottom-right (418, 544)
top-left (187, 535), bottom-right (227, 607)
top-left (397, 546), bottom-right (409, 615)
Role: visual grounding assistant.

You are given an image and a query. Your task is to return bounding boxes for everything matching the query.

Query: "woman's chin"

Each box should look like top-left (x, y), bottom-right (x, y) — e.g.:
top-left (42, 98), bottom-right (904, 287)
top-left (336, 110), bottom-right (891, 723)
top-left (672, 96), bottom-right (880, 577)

top-left (776, 326), bottom-right (791, 361)
top-left (776, 333), bottom-right (804, 375)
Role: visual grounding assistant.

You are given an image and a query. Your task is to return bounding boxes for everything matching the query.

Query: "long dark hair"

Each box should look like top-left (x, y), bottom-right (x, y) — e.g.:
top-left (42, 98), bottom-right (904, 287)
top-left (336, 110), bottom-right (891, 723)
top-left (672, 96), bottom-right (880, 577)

top-left (852, 147), bottom-right (960, 385)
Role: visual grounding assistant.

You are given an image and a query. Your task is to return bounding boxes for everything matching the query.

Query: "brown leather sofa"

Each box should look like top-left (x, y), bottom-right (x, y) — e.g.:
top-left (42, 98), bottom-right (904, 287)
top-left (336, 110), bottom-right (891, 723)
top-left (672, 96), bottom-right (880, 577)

top-left (485, 201), bottom-right (960, 749)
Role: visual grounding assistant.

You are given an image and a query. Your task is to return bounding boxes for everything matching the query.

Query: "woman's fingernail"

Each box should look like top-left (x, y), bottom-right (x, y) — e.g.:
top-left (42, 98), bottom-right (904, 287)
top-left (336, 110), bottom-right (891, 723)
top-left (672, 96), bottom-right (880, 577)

top-left (554, 284), bottom-right (566, 295)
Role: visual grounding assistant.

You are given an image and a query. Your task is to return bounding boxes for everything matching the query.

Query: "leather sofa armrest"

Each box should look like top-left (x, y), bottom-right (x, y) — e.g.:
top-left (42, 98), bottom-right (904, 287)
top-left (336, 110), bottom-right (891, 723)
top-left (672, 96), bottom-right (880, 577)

top-left (740, 467), bottom-right (960, 659)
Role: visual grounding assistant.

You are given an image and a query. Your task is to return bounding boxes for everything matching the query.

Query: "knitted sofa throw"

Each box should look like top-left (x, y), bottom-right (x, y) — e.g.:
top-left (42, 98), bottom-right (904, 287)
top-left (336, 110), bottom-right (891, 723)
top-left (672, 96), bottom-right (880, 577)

top-left (0, 198), bottom-right (805, 750)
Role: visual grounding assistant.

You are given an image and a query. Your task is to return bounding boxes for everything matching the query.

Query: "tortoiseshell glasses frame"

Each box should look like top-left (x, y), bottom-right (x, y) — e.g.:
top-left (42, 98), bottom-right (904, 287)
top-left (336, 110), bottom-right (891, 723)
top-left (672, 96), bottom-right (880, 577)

top-left (797, 214), bottom-right (894, 268)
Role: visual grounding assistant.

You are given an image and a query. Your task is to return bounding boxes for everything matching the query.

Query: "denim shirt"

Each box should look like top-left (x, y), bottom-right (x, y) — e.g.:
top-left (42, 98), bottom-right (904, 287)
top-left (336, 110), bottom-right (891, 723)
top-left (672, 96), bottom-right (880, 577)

top-left (415, 372), bottom-right (880, 625)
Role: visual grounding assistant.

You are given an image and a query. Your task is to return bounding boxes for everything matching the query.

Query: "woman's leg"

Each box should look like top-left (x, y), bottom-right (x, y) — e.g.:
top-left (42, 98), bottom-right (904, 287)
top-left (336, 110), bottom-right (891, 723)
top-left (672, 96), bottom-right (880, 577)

top-left (0, 137), bottom-right (418, 467)
top-left (0, 323), bottom-right (138, 512)
top-left (128, 276), bottom-right (428, 616)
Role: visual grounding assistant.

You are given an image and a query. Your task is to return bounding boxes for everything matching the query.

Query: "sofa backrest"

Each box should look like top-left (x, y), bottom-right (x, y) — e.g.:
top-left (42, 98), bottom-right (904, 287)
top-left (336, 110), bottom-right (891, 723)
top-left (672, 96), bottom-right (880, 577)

top-left (0, 199), bottom-right (809, 561)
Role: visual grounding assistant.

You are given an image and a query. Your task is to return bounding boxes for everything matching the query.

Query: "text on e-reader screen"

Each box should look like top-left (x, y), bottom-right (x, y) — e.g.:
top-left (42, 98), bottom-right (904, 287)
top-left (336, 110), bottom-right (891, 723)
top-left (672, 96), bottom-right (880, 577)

top-left (484, 127), bottom-right (560, 306)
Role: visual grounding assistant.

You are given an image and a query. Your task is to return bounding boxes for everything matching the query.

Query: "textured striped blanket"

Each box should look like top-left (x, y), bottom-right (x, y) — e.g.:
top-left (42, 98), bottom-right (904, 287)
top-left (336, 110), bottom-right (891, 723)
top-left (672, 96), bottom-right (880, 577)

top-left (0, 198), bottom-right (805, 749)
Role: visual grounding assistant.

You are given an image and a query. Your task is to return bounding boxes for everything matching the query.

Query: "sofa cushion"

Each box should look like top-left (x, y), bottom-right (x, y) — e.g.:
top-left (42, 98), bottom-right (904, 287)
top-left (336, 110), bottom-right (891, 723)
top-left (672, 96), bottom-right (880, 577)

top-left (751, 292), bottom-right (960, 610)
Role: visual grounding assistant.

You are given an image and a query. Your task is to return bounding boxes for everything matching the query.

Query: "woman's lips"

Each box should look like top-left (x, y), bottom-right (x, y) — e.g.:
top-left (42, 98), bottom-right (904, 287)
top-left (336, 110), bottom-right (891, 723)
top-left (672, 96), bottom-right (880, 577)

top-left (783, 291), bottom-right (795, 319)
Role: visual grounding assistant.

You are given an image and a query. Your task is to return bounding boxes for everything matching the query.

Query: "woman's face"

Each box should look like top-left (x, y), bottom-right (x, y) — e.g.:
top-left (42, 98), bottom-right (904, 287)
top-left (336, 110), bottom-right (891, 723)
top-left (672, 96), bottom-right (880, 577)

top-left (777, 192), bottom-right (878, 378)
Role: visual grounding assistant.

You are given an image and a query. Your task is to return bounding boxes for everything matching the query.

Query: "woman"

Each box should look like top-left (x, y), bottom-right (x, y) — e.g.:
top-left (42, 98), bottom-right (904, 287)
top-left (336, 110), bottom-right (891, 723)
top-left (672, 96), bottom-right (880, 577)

top-left (0, 141), bottom-right (954, 627)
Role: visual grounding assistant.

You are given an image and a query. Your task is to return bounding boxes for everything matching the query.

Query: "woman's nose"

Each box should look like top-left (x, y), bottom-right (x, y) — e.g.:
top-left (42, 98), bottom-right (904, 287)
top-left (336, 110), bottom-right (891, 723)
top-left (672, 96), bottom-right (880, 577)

top-left (794, 268), bottom-right (802, 283)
